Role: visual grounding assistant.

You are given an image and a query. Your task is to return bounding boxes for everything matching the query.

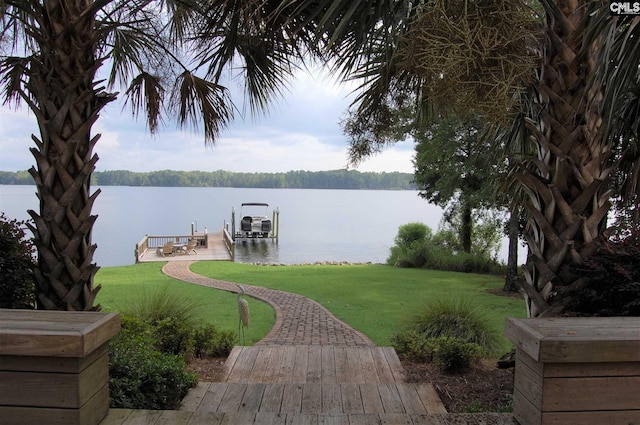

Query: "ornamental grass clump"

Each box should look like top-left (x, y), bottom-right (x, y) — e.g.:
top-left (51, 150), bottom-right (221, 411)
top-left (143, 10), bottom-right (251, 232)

top-left (415, 297), bottom-right (501, 356)
top-left (392, 297), bottom-right (501, 372)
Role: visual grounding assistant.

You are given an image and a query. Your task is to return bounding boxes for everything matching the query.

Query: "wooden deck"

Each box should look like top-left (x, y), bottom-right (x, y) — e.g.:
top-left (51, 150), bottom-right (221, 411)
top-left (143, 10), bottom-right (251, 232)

top-left (99, 346), bottom-right (518, 425)
top-left (136, 232), bottom-right (232, 263)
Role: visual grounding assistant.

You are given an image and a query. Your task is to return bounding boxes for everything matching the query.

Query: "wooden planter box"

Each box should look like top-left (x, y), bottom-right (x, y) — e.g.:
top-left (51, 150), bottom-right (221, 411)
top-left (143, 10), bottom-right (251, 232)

top-left (0, 309), bottom-right (120, 425)
top-left (506, 317), bottom-right (640, 425)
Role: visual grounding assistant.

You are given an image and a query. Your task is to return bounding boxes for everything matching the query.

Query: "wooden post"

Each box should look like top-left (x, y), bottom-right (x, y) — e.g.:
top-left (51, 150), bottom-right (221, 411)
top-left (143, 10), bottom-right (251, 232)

top-left (506, 317), bottom-right (640, 425)
top-left (0, 309), bottom-right (121, 425)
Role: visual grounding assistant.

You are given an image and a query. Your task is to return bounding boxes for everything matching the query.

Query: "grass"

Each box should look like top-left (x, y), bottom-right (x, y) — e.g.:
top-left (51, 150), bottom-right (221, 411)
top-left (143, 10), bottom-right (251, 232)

top-left (95, 263), bottom-right (275, 346)
top-left (96, 262), bottom-right (526, 352)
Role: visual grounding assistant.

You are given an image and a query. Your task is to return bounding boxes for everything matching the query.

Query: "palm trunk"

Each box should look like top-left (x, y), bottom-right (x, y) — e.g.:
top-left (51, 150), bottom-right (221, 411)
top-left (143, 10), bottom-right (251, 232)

top-left (25, 0), bottom-right (114, 310)
top-left (461, 200), bottom-right (472, 254)
top-left (517, 1), bottom-right (612, 317)
top-left (503, 205), bottom-right (520, 293)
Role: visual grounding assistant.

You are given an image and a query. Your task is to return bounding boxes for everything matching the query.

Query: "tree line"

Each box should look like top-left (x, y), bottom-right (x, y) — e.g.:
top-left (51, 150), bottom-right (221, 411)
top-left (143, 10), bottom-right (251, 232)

top-left (0, 169), bottom-right (415, 190)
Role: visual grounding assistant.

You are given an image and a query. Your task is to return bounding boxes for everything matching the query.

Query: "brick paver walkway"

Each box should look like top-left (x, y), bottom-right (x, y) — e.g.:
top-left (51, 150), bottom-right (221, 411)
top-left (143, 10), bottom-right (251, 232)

top-left (162, 261), bottom-right (374, 346)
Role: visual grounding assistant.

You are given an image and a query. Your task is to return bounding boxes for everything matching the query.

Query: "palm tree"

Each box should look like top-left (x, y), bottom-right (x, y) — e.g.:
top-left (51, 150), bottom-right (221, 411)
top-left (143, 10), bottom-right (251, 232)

top-left (0, 0), bottom-right (305, 310)
top-left (297, 0), bottom-right (640, 316)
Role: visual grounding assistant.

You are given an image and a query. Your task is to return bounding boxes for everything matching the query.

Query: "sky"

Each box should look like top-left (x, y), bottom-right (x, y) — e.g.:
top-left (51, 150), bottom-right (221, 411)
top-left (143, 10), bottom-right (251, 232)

top-left (0, 68), bottom-right (415, 174)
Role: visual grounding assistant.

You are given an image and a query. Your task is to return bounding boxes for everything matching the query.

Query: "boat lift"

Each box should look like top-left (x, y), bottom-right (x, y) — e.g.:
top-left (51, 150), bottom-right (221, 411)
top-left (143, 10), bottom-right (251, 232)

top-left (229, 203), bottom-right (279, 243)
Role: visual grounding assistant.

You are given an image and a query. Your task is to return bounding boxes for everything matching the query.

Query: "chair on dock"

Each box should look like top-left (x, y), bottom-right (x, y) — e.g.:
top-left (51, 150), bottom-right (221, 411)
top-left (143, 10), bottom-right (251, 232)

top-left (181, 239), bottom-right (197, 255)
top-left (157, 241), bottom-right (174, 257)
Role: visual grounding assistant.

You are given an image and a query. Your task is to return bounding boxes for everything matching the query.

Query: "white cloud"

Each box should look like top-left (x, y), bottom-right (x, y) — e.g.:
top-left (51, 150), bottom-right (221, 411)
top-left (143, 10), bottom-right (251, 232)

top-left (0, 68), bottom-right (415, 174)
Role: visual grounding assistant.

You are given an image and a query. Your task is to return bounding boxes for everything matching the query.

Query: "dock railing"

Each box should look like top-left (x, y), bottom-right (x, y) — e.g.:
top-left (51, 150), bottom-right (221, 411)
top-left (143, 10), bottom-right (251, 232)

top-left (223, 226), bottom-right (235, 261)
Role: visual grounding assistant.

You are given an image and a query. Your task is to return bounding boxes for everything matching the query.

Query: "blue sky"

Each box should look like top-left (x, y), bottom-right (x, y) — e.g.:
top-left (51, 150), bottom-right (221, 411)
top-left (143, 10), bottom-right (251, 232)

top-left (0, 68), bottom-right (415, 174)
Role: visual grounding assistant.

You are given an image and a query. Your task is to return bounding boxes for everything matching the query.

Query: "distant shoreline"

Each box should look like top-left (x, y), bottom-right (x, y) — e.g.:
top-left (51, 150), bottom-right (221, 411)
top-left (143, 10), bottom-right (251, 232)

top-left (0, 169), bottom-right (417, 190)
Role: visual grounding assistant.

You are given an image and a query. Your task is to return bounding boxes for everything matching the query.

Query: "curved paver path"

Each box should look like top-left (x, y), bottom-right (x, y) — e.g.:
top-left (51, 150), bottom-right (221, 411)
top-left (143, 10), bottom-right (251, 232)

top-left (162, 261), bottom-right (375, 346)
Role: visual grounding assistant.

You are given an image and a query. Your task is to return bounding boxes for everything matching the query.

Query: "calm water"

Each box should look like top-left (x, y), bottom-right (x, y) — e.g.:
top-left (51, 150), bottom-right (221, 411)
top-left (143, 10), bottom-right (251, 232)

top-left (0, 185), bottom-right (516, 267)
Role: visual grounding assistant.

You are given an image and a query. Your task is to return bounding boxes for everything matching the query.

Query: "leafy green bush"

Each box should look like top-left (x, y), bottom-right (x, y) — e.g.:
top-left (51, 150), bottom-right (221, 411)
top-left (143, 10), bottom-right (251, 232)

top-left (0, 213), bottom-right (36, 309)
top-left (414, 298), bottom-right (501, 356)
top-left (562, 230), bottom-right (640, 316)
top-left (108, 329), bottom-right (197, 409)
top-left (432, 336), bottom-right (482, 372)
top-left (154, 316), bottom-right (195, 358)
top-left (391, 332), bottom-right (481, 372)
top-left (387, 222), bottom-right (506, 274)
top-left (193, 324), bottom-right (237, 358)
top-left (390, 330), bottom-right (435, 362)
top-left (387, 223), bottom-right (433, 268)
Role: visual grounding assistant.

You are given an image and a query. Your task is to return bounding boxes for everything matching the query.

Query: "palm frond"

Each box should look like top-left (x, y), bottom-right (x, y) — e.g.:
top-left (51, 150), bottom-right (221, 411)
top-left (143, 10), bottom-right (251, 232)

top-left (171, 70), bottom-right (234, 144)
top-left (123, 72), bottom-right (165, 134)
top-left (0, 55), bottom-right (29, 106)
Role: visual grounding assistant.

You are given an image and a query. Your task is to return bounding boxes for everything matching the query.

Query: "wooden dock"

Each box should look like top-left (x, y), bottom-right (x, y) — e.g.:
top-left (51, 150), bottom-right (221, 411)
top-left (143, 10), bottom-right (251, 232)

top-left (136, 231), bottom-right (233, 263)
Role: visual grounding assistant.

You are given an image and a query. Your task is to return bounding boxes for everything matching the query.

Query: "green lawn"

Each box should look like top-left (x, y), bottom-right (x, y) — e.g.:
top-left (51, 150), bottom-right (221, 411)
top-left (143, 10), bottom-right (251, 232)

top-left (95, 263), bottom-right (275, 345)
top-left (97, 261), bottom-right (526, 352)
top-left (190, 262), bottom-right (526, 351)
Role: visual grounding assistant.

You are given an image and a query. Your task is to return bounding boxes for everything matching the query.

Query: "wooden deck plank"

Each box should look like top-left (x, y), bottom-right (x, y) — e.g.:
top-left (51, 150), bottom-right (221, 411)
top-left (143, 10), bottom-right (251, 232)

top-left (284, 412), bottom-right (318, 425)
top-left (261, 347), bottom-right (285, 383)
top-left (333, 346), bottom-right (348, 384)
top-left (381, 347), bottom-right (406, 383)
top-left (348, 413), bottom-right (382, 425)
top-left (321, 346), bottom-right (337, 384)
top-left (358, 348), bottom-right (379, 384)
top-left (370, 348), bottom-right (396, 383)
top-left (415, 384), bottom-right (447, 414)
top-left (227, 347), bottom-right (259, 383)
top-left (301, 383), bottom-right (322, 414)
top-left (360, 384), bottom-right (385, 414)
top-left (317, 414), bottom-right (349, 424)
top-left (307, 346), bottom-right (322, 383)
top-left (260, 383), bottom-right (285, 412)
top-left (250, 347), bottom-right (273, 382)
top-left (240, 383), bottom-right (266, 412)
top-left (186, 411), bottom-right (224, 425)
top-left (340, 383), bottom-right (364, 414)
top-left (197, 383), bottom-right (228, 412)
top-left (100, 409), bottom-right (132, 425)
top-left (278, 346), bottom-right (297, 383)
top-left (293, 346), bottom-right (309, 383)
top-left (395, 384), bottom-right (427, 415)
top-left (155, 410), bottom-right (193, 425)
top-left (347, 347), bottom-right (368, 383)
top-left (121, 409), bottom-right (163, 425)
top-left (253, 411), bottom-right (287, 425)
top-left (281, 384), bottom-right (304, 413)
top-left (377, 384), bottom-right (405, 414)
top-left (220, 412), bottom-right (256, 424)
top-left (221, 346), bottom-right (244, 382)
top-left (378, 413), bottom-right (414, 424)
top-left (322, 383), bottom-right (343, 414)
top-left (217, 383), bottom-right (247, 412)
top-left (179, 382), bottom-right (210, 411)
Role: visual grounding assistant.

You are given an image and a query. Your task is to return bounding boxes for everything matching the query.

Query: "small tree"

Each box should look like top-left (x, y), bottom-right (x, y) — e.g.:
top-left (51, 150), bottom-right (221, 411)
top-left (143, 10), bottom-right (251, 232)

top-left (0, 213), bottom-right (35, 309)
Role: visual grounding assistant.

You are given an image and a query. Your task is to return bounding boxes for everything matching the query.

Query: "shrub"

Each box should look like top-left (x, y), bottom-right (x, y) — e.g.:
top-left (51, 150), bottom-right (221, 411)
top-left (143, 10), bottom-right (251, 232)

top-left (431, 336), bottom-right (482, 372)
top-left (414, 298), bottom-right (501, 356)
top-left (391, 331), bottom-right (482, 372)
top-left (0, 213), bottom-right (36, 309)
top-left (153, 316), bottom-right (195, 358)
top-left (390, 330), bottom-right (435, 362)
top-left (562, 230), bottom-right (640, 316)
top-left (193, 324), bottom-right (237, 358)
top-left (108, 329), bottom-right (197, 409)
top-left (387, 223), bottom-right (433, 268)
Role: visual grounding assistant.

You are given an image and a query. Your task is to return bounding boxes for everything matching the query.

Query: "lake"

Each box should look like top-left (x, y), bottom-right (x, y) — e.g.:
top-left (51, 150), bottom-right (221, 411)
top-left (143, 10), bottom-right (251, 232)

top-left (0, 185), bottom-right (520, 267)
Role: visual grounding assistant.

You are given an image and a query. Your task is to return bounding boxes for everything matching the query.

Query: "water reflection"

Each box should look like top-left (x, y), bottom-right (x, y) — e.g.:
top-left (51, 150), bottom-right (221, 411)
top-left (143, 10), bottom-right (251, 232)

top-left (234, 239), bottom-right (280, 264)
